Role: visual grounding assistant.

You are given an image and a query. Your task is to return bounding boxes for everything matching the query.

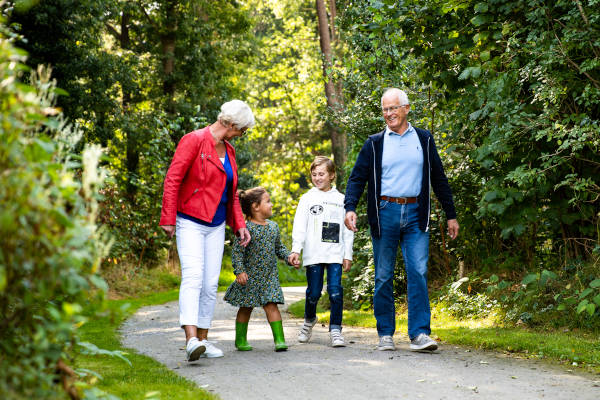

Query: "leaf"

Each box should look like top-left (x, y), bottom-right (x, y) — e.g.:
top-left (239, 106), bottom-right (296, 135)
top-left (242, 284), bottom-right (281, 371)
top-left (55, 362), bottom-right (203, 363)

top-left (489, 274), bottom-right (499, 283)
top-left (470, 15), bottom-right (490, 27)
top-left (458, 66), bottom-right (482, 80)
top-left (586, 303), bottom-right (596, 316)
top-left (577, 299), bottom-right (589, 314)
top-left (521, 274), bottom-right (538, 286)
top-left (589, 279), bottom-right (600, 288)
top-left (474, 3), bottom-right (489, 13)
top-left (579, 288), bottom-right (594, 299)
top-left (593, 294), bottom-right (600, 306)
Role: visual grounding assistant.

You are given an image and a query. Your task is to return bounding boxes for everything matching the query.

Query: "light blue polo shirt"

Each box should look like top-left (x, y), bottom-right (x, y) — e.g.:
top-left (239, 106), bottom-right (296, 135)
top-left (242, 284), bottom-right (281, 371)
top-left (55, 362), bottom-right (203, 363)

top-left (381, 123), bottom-right (424, 197)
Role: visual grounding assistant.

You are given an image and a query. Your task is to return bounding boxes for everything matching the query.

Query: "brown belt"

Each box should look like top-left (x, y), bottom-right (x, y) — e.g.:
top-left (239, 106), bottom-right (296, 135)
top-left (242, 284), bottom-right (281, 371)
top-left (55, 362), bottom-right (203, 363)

top-left (380, 195), bottom-right (417, 204)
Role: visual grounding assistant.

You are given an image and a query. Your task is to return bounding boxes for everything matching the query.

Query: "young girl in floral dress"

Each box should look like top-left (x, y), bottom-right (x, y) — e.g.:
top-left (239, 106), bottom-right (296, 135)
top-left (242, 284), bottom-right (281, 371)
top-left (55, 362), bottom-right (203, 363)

top-left (224, 187), bottom-right (297, 351)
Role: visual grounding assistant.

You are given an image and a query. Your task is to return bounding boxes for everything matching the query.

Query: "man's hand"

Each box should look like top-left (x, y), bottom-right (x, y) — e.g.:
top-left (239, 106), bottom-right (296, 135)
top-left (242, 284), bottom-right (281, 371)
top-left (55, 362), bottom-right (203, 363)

top-left (235, 272), bottom-right (248, 285)
top-left (343, 259), bottom-right (352, 272)
top-left (344, 211), bottom-right (358, 232)
top-left (161, 225), bottom-right (175, 238)
top-left (447, 219), bottom-right (459, 240)
top-left (237, 227), bottom-right (251, 247)
top-left (288, 252), bottom-right (301, 268)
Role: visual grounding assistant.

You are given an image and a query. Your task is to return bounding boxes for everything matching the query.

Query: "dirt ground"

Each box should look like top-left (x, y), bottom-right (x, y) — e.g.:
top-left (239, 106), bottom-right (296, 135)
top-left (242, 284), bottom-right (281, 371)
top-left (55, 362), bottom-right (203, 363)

top-left (120, 287), bottom-right (600, 399)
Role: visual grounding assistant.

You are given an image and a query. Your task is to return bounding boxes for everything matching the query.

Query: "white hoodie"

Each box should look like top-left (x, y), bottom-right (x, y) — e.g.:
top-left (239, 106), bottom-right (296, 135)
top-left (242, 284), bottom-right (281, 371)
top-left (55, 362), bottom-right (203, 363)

top-left (291, 187), bottom-right (354, 266)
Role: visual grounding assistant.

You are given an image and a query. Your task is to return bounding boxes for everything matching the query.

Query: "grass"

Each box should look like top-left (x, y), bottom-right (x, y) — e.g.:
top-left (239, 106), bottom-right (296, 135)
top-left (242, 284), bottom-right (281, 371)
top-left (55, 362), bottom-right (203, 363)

top-left (75, 290), bottom-right (218, 399)
top-left (288, 299), bottom-right (600, 375)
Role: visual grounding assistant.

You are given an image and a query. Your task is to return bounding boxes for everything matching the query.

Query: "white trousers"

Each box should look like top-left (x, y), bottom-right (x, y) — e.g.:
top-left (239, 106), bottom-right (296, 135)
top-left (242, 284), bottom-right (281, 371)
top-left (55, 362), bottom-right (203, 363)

top-left (176, 216), bottom-right (225, 328)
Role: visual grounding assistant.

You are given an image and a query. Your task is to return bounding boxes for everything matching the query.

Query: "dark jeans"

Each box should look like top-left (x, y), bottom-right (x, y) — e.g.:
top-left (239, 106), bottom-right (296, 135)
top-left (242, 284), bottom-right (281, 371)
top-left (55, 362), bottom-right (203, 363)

top-left (304, 263), bottom-right (343, 331)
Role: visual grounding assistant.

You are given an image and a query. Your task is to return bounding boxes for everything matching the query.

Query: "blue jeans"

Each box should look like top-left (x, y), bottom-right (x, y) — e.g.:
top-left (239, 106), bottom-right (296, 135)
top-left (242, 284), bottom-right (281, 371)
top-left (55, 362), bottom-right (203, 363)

top-left (371, 201), bottom-right (430, 339)
top-left (304, 263), bottom-right (343, 331)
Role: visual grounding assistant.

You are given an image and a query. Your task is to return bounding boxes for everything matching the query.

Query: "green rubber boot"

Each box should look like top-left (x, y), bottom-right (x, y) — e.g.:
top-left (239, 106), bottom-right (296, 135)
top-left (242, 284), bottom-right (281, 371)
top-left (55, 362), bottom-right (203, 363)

top-left (269, 320), bottom-right (288, 352)
top-left (235, 321), bottom-right (253, 351)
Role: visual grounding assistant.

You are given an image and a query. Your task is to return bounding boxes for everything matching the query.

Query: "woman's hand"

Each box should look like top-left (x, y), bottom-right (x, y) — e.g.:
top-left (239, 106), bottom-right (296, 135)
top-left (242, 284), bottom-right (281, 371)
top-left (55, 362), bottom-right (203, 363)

top-left (237, 227), bottom-right (251, 247)
top-left (161, 225), bottom-right (175, 238)
top-left (236, 272), bottom-right (249, 285)
top-left (288, 252), bottom-right (301, 268)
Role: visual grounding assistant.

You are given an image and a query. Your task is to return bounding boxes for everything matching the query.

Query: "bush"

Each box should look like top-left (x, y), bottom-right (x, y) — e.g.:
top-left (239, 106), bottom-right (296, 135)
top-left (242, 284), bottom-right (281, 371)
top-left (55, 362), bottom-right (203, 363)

top-left (436, 277), bottom-right (499, 320)
top-left (486, 259), bottom-right (600, 330)
top-left (0, 38), bottom-right (110, 398)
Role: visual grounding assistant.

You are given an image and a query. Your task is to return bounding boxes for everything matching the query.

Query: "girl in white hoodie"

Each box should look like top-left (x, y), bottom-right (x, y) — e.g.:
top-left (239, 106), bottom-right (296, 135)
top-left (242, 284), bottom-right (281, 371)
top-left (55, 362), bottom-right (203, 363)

top-left (288, 156), bottom-right (354, 347)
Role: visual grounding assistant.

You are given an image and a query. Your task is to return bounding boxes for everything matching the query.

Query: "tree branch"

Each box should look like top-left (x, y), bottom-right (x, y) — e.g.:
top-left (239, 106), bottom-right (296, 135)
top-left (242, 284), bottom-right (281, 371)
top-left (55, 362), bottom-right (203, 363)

top-left (104, 23), bottom-right (120, 40)
top-left (137, 0), bottom-right (159, 32)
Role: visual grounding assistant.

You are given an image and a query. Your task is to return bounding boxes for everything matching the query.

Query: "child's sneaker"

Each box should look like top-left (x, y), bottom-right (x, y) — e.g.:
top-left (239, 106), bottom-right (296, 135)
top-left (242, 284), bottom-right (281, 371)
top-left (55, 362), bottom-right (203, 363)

top-left (198, 340), bottom-right (224, 358)
top-left (186, 338), bottom-right (206, 361)
top-left (297, 317), bottom-right (318, 343)
top-left (329, 329), bottom-right (346, 347)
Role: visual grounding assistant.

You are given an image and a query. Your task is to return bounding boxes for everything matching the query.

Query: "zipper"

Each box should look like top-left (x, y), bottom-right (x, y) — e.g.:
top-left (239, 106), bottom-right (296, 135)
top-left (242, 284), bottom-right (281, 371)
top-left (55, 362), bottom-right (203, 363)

top-left (372, 142), bottom-right (380, 237)
top-left (426, 136), bottom-right (431, 232)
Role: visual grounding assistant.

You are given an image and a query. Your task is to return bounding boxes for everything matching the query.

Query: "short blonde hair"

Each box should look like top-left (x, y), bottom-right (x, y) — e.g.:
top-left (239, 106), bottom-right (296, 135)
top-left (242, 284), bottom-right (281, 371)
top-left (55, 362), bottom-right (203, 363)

top-left (218, 99), bottom-right (256, 130)
top-left (310, 156), bottom-right (336, 178)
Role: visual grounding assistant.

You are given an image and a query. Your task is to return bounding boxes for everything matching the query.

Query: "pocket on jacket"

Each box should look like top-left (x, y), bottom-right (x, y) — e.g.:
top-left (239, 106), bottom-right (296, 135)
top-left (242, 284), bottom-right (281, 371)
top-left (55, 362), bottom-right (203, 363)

top-left (183, 188), bottom-right (200, 205)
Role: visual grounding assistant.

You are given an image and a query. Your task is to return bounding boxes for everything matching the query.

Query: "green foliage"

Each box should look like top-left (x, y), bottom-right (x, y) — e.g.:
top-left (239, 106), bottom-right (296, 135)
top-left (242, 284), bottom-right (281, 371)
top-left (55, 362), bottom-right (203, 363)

top-left (486, 260), bottom-right (600, 329)
top-left (337, 0), bottom-right (600, 322)
top-left (0, 37), bottom-right (110, 398)
top-left (239, 0), bottom-right (330, 239)
top-left (7, 0), bottom-right (257, 268)
top-left (436, 277), bottom-right (499, 319)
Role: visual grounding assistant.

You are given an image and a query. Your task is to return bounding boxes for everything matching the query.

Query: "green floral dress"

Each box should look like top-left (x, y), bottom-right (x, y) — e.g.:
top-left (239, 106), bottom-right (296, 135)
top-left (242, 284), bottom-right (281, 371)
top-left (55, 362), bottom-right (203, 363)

top-left (224, 220), bottom-right (291, 307)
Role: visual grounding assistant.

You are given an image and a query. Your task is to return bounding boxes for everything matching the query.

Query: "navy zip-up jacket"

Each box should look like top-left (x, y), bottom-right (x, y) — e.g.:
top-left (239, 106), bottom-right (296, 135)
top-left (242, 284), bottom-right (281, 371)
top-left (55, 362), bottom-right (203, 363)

top-left (344, 127), bottom-right (457, 238)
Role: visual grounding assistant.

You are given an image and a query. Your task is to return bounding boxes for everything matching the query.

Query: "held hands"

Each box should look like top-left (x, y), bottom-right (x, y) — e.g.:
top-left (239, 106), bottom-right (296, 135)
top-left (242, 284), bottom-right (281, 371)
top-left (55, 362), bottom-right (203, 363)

top-left (344, 211), bottom-right (358, 232)
top-left (235, 272), bottom-right (248, 286)
top-left (288, 252), bottom-right (301, 269)
top-left (343, 259), bottom-right (352, 272)
top-left (160, 225), bottom-right (175, 238)
top-left (447, 219), bottom-right (459, 240)
top-left (237, 227), bottom-right (251, 247)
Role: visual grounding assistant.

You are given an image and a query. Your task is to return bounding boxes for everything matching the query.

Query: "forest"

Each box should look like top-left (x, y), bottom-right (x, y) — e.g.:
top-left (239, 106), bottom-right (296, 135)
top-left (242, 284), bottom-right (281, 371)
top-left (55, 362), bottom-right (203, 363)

top-left (0, 0), bottom-right (599, 398)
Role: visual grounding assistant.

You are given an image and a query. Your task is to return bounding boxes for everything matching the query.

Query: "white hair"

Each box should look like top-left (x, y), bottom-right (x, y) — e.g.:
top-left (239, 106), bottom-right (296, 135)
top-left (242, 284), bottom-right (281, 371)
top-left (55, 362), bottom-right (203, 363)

top-left (381, 88), bottom-right (410, 106)
top-left (218, 99), bottom-right (255, 130)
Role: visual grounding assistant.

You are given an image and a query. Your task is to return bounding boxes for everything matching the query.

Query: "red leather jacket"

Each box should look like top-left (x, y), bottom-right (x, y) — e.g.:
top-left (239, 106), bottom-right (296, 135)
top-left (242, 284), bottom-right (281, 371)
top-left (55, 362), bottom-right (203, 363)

top-left (159, 126), bottom-right (246, 232)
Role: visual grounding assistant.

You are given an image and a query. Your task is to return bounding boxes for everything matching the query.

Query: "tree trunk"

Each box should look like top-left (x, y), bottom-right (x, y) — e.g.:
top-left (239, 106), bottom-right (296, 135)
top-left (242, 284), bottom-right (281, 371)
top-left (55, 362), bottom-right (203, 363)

top-left (161, 1), bottom-right (177, 114)
top-left (316, 0), bottom-right (346, 186)
top-left (120, 10), bottom-right (139, 201)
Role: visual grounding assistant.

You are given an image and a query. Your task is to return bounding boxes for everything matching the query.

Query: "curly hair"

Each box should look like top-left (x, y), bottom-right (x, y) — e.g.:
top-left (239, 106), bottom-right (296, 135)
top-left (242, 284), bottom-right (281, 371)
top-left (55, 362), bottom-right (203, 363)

top-left (238, 187), bottom-right (267, 218)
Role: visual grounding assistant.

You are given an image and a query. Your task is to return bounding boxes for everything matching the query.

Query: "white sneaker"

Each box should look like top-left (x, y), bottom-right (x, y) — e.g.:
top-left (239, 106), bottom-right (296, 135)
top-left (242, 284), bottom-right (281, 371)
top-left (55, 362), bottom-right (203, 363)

top-left (330, 329), bottom-right (346, 347)
top-left (186, 338), bottom-right (206, 361)
top-left (376, 335), bottom-right (396, 351)
top-left (198, 340), bottom-right (224, 358)
top-left (298, 317), bottom-right (318, 343)
top-left (410, 333), bottom-right (438, 351)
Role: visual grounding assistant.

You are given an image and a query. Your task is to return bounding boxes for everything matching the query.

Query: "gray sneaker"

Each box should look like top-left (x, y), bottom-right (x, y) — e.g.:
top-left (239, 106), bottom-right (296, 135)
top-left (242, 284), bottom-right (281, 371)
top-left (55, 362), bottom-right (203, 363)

top-left (298, 317), bottom-right (318, 343)
top-left (410, 333), bottom-right (438, 351)
top-left (329, 329), bottom-right (346, 347)
top-left (376, 335), bottom-right (396, 351)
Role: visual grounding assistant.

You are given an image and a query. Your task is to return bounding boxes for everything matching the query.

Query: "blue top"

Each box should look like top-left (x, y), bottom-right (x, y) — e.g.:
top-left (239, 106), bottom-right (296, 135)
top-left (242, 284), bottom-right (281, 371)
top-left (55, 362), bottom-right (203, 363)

top-left (178, 151), bottom-right (233, 227)
top-left (381, 123), bottom-right (423, 197)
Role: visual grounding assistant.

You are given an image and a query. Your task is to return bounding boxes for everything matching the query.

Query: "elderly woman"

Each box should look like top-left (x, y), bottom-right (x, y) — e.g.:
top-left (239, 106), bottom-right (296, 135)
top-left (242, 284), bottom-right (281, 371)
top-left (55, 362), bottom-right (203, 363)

top-left (159, 100), bottom-right (254, 361)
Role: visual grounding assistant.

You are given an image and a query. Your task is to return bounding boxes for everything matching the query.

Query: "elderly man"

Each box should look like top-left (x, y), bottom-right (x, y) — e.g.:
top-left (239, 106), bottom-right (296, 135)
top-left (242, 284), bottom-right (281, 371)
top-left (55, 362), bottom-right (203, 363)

top-left (344, 88), bottom-right (459, 351)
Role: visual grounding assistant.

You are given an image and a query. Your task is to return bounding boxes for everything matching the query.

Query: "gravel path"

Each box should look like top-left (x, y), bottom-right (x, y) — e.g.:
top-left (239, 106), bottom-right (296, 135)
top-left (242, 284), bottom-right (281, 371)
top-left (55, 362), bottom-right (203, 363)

top-left (120, 287), bottom-right (600, 399)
